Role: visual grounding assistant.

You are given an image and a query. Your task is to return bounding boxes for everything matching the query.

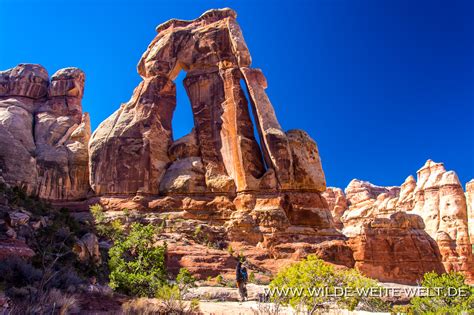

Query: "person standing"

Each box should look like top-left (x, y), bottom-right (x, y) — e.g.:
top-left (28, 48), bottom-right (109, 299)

top-left (236, 260), bottom-right (248, 302)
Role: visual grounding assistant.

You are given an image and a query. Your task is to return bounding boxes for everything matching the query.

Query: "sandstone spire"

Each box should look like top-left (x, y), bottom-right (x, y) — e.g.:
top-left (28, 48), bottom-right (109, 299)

top-left (0, 64), bottom-right (91, 200)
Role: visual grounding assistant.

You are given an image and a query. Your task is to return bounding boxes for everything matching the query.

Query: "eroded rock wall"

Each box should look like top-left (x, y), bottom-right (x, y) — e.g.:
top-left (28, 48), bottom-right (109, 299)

top-left (349, 212), bottom-right (445, 284)
top-left (467, 180), bottom-right (474, 244)
top-left (89, 8), bottom-right (326, 196)
top-left (324, 160), bottom-right (474, 283)
top-left (0, 64), bottom-right (91, 201)
top-left (86, 8), bottom-right (349, 272)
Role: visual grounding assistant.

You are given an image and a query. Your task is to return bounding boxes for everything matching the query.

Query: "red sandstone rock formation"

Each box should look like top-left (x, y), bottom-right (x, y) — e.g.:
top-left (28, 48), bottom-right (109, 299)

top-left (86, 8), bottom-right (350, 270)
top-left (89, 8), bottom-right (326, 195)
top-left (0, 64), bottom-right (91, 200)
top-left (349, 212), bottom-right (445, 284)
top-left (324, 160), bottom-right (474, 283)
top-left (2, 9), bottom-right (471, 286)
top-left (322, 187), bottom-right (347, 229)
top-left (467, 179), bottom-right (474, 244)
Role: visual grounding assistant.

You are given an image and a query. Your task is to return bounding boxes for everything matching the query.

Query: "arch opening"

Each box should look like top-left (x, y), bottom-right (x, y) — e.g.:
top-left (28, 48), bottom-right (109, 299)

top-left (171, 70), bottom-right (195, 141)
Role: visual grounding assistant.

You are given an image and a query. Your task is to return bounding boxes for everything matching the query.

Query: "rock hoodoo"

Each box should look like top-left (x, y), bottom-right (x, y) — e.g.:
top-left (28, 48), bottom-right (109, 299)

top-left (465, 179), bottom-right (474, 244)
top-left (324, 160), bottom-right (474, 283)
top-left (348, 212), bottom-right (445, 285)
top-left (0, 64), bottom-right (91, 201)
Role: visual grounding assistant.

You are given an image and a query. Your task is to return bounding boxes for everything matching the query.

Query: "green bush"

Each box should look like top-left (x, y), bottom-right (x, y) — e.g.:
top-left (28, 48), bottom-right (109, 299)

top-left (269, 255), bottom-right (389, 313)
top-left (89, 204), bottom-right (123, 240)
top-left (249, 271), bottom-right (256, 283)
top-left (215, 274), bottom-right (223, 285)
top-left (108, 222), bottom-right (167, 297)
top-left (155, 285), bottom-right (200, 314)
top-left (409, 271), bottom-right (473, 314)
top-left (176, 268), bottom-right (196, 293)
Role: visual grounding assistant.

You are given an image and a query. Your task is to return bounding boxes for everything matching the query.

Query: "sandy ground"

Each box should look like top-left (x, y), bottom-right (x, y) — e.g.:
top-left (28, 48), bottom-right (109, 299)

top-left (198, 301), bottom-right (390, 315)
top-left (199, 300), bottom-right (291, 314)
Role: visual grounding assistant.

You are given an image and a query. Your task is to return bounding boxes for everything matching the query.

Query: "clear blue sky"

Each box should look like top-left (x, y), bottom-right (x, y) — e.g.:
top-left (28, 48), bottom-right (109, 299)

top-left (1, 0), bottom-right (473, 189)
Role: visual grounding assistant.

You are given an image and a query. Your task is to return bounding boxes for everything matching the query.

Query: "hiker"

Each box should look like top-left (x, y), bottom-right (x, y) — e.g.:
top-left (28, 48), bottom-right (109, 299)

top-left (236, 260), bottom-right (248, 302)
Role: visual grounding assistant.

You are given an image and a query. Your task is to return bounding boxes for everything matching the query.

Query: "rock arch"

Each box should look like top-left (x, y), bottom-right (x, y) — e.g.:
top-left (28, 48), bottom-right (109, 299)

top-left (89, 8), bottom-right (326, 196)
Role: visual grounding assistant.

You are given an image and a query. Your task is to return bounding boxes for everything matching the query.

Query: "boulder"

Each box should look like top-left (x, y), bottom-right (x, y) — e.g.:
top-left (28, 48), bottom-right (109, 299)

top-left (7, 211), bottom-right (30, 227)
top-left (73, 233), bottom-right (101, 265)
top-left (159, 157), bottom-right (206, 194)
top-left (168, 129), bottom-right (200, 161)
top-left (0, 239), bottom-right (35, 260)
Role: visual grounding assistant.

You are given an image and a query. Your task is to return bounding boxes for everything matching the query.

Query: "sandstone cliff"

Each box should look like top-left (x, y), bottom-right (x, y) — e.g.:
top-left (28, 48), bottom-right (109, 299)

top-left (324, 160), bottom-right (474, 283)
top-left (466, 179), bottom-right (474, 244)
top-left (88, 8), bottom-right (325, 196)
top-left (85, 8), bottom-right (351, 273)
top-left (0, 64), bottom-right (91, 201)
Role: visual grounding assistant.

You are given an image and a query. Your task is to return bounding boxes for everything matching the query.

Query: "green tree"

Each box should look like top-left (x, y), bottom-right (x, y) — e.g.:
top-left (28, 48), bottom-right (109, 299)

top-left (269, 255), bottom-right (389, 314)
top-left (409, 271), bottom-right (473, 314)
top-left (108, 223), bottom-right (166, 297)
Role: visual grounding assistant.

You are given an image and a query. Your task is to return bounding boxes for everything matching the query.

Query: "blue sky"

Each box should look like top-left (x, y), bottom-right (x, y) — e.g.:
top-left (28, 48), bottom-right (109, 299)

top-left (1, 0), bottom-right (473, 189)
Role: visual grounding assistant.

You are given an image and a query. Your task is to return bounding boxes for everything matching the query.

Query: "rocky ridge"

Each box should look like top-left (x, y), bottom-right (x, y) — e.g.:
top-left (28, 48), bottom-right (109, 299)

top-left (323, 160), bottom-right (474, 283)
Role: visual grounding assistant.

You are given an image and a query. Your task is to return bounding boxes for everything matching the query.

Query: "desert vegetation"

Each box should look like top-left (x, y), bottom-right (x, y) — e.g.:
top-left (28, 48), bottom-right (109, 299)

top-left (0, 184), bottom-right (103, 314)
top-left (268, 255), bottom-right (390, 314)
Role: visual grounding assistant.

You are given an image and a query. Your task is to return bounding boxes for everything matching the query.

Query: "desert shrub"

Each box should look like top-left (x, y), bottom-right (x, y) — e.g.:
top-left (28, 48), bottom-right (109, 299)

top-left (90, 203), bottom-right (105, 223)
top-left (156, 285), bottom-right (200, 314)
top-left (9, 288), bottom-right (78, 315)
top-left (408, 271), bottom-right (473, 314)
top-left (90, 204), bottom-right (124, 240)
top-left (5, 186), bottom-right (49, 216)
top-left (124, 268), bottom-right (200, 314)
top-left (0, 256), bottom-right (42, 288)
top-left (249, 271), bottom-right (256, 283)
top-left (108, 222), bottom-right (167, 297)
top-left (176, 268), bottom-right (196, 293)
top-left (215, 274), bottom-right (224, 285)
top-left (269, 255), bottom-right (389, 313)
top-left (252, 297), bottom-right (283, 315)
top-left (122, 297), bottom-right (164, 315)
top-left (227, 245), bottom-right (234, 256)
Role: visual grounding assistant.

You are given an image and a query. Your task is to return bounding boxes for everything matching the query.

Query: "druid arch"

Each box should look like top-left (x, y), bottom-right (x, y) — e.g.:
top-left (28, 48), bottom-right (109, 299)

top-left (89, 8), bottom-right (324, 197)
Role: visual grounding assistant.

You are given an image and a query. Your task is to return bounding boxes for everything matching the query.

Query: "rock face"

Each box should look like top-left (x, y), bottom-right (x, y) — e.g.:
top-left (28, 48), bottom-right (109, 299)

top-left (87, 8), bottom-right (350, 270)
top-left (322, 187), bottom-right (348, 229)
top-left (0, 64), bottom-right (91, 201)
top-left (467, 180), bottom-right (474, 244)
top-left (89, 8), bottom-right (326, 195)
top-left (324, 160), bottom-right (474, 283)
top-left (349, 212), bottom-right (445, 284)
